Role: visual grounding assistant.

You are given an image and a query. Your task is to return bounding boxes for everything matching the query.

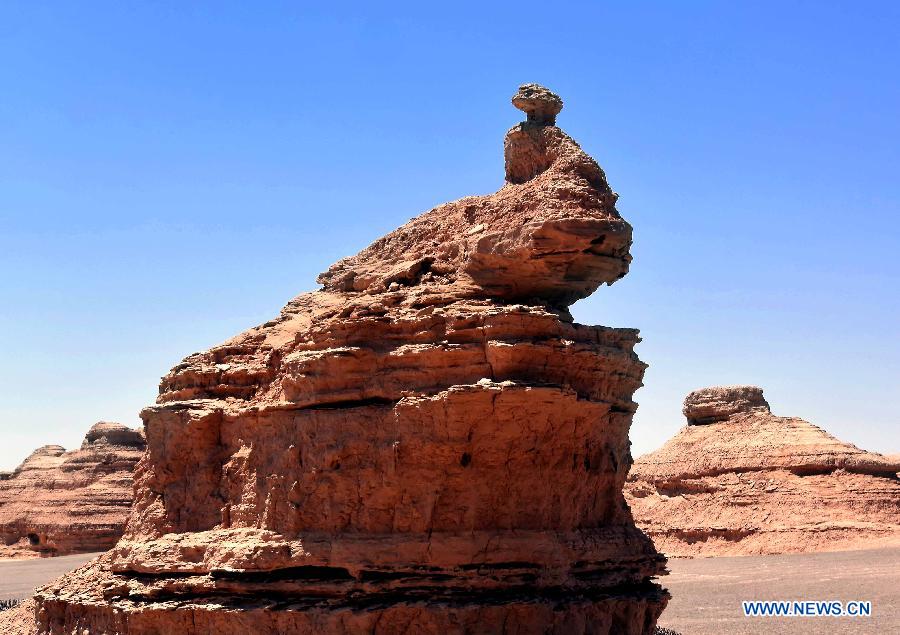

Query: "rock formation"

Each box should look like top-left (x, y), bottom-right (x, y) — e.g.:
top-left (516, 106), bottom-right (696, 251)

top-left (28, 85), bottom-right (667, 634)
top-left (626, 386), bottom-right (900, 557)
top-left (0, 422), bottom-right (145, 558)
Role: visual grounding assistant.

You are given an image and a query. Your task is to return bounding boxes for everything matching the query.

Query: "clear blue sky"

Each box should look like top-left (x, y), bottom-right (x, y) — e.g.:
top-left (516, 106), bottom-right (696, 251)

top-left (1, 2), bottom-right (898, 470)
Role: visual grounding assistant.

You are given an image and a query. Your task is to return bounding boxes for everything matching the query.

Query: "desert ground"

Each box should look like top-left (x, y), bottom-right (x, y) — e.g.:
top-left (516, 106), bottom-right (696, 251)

top-left (659, 547), bottom-right (899, 634)
top-left (0, 553), bottom-right (98, 600)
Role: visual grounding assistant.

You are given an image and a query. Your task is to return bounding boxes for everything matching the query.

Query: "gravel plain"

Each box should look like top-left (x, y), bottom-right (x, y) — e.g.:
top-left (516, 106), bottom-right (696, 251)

top-left (0, 552), bottom-right (99, 601)
top-left (658, 547), bottom-right (899, 634)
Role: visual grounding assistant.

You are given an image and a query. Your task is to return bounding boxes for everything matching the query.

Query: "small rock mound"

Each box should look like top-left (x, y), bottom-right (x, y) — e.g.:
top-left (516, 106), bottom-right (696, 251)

top-left (626, 387), bottom-right (900, 556)
top-left (683, 385), bottom-right (770, 425)
top-left (0, 422), bottom-right (145, 558)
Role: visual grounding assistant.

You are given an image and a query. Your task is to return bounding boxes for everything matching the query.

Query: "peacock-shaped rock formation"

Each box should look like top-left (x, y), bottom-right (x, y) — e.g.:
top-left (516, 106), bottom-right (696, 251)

top-left (30, 84), bottom-right (667, 634)
top-left (0, 422), bottom-right (145, 558)
top-left (626, 385), bottom-right (900, 557)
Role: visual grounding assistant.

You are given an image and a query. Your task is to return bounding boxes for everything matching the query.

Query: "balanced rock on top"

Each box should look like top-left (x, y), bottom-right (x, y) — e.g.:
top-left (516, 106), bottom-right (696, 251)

top-left (511, 83), bottom-right (564, 125)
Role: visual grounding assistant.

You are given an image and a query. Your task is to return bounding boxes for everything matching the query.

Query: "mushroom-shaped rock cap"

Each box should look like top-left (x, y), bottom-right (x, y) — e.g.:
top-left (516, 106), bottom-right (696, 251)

top-left (512, 83), bottom-right (564, 125)
top-left (83, 421), bottom-right (146, 448)
top-left (683, 385), bottom-right (770, 425)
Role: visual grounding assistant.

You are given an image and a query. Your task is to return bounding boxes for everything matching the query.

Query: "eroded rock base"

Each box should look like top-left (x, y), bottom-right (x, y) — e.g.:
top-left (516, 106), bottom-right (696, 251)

top-left (34, 561), bottom-right (667, 635)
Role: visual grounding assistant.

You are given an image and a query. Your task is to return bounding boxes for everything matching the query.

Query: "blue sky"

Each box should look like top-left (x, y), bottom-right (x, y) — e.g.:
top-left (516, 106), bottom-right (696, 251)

top-left (0, 2), bottom-right (898, 469)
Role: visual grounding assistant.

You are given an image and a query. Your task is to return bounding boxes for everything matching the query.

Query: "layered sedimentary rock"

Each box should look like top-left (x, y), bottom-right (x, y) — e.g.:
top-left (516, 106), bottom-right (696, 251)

top-left (0, 422), bottom-right (145, 558)
top-left (626, 386), bottom-right (900, 557)
top-left (32, 85), bottom-right (667, 634)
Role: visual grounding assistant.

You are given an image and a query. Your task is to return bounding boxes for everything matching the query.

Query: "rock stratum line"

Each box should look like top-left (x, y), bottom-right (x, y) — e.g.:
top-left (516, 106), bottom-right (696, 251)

top-left (26, 85), bottom-right (668, 634)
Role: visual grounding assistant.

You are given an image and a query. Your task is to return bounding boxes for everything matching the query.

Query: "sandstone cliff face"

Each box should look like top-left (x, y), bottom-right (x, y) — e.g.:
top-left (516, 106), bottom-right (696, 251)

top-left (626, 386), bottom-right (900, 557)
top-left (0, 422), bottom-right (145, 558)
top-left (32, 85), bottom-right (667, 634)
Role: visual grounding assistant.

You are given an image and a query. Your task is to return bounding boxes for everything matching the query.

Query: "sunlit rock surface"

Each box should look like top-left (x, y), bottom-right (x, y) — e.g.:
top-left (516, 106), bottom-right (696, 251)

top-left (31, 85), bottom-right (667, 634)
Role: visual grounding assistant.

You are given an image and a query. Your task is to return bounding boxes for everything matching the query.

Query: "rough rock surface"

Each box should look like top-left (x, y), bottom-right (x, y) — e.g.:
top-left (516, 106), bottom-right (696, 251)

top-left (0, 422), bottom-right (145, 558)
top-left (32, 85), bottom-right (667, 634)
top-left (626, 386), bottom-right (900, 557)
top-left (0, 599), bottom-right (36, 634)
top-left (511, 83), bottom-right (564, 126)
top-left (682, 385), bottom-right (769, 425)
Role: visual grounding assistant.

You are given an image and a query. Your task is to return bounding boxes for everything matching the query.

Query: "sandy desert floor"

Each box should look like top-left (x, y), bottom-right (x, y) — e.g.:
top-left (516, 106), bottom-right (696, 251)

top-left (0, 549), bottom-right (896, 634)
top-left (659, 547), bottom-right (899, 634)
top-left (0, 553), bottom-right (99, 600)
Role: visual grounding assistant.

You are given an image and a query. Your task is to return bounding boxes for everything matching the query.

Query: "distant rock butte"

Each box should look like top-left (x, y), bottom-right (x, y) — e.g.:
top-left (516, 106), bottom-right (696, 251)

top-left (626, 386), bottom-right (900, 557)
top-left (30, 85), bottom-right (667, 634)
top-left (0, 422), bottom-right (144, 558)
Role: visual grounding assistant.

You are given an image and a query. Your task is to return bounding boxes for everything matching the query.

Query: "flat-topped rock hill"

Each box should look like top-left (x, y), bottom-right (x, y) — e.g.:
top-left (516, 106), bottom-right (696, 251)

top-left (0, 422), bottom-right (145, 558)
top-left (27, 85), bottom-right (668, 634)
top-left (626, 386), bottom-right (900, 557)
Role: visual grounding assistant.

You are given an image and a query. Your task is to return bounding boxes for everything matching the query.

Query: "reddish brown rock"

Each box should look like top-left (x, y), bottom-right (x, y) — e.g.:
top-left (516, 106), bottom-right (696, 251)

top-left (0, 422), bottom-right (145, 558)
top-left (32, 85), bottom-right (667, 634)
top-left (626, 386), bottom-right (900, 557)
top-left (0, 599), bottom-right (37, 634)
